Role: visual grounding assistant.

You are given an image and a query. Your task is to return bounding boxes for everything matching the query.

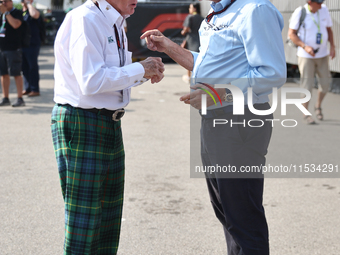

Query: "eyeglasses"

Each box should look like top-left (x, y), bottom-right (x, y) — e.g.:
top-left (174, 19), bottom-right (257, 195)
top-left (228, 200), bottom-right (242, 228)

top-left (313, 48), bottom-right (320, 54)
top-left (0, 0), bottom-right (10, 3)
top-left (204, 20), bottom-right (227, 31)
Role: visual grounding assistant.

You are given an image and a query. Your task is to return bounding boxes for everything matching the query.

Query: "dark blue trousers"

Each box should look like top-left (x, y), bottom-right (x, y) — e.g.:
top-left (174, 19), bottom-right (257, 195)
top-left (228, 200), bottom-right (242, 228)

top-left (22, 45), bottom-right (40, 93)
top-left (201, 103), bottom-right (273, 255)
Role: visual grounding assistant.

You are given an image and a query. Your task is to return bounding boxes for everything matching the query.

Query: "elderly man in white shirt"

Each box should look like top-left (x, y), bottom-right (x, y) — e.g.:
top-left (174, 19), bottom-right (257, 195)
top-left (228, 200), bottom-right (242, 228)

top-left (51, 0), bottom-right (164, 254)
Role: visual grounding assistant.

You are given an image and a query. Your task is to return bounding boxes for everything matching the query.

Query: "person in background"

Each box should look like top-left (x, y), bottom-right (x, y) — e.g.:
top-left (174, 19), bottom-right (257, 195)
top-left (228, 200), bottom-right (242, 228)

top-left (0, 0), bottom-right (25, 107)
top-left (288, 0), bottom-right (335, 124)
top-left (21, 0), bottom-right (41, 97)
top-left (181, 2), bottom-right (203, 83)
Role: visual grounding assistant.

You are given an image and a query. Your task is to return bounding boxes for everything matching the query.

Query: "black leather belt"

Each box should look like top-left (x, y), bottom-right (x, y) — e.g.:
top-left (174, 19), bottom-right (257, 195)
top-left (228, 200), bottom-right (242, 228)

top-left (58, 104), bottom-right (125, 121)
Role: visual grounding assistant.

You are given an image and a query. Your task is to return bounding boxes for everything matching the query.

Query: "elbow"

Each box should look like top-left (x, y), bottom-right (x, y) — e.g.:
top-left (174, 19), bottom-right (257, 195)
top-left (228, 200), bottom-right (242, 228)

top-left (80, 83), bottom-right (97, 96)
top-left (13, 20), bottom-right (22, 30)
top-left (254, 65), bottom-right (286, 87)
top-left (270, 65), bottom-right (287, 84)
top-left (13, 24), bottom-right (21, 29)
top-left (81, 88), bottom-right (93, 96)
top-left (32, 12), bottom-right (40, 19)
top-left (288, 29), bottom-right (296, 40)
top-left (288, 32), bottom-right (293, 40)
top-left (272, 65), bottom-right (287, 87)
top-left (79, 75), bottom-right (103, 96)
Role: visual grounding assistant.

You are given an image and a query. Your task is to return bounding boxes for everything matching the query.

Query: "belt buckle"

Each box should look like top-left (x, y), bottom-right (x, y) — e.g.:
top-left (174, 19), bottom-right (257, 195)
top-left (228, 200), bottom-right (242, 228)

top-left (112, 109), bottom-right (125, 121)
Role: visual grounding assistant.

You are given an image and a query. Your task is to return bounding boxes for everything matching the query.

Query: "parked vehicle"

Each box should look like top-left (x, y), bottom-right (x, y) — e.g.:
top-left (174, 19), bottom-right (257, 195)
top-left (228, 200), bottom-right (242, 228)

top-left (43, 10), bottom-right (66, 45)
top-left (127, 0), bottom-right (195, 59)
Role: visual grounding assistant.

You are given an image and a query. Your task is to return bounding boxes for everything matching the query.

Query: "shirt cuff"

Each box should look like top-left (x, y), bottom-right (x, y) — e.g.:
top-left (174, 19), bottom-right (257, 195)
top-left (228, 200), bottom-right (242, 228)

top-left (122, 62), bottom-right (146, 86)
top-left (190, 51), bottom-right (199, 68)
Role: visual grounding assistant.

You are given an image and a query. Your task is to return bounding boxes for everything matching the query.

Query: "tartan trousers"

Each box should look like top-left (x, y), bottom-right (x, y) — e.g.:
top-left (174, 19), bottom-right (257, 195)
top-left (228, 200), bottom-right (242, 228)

top-left (51, 104), bottom-right (125, 255)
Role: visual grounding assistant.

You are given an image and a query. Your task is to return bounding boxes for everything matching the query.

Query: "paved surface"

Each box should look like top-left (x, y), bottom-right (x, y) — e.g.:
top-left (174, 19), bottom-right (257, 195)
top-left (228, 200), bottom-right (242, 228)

top-left (0, 46), bottom-right (339, 255)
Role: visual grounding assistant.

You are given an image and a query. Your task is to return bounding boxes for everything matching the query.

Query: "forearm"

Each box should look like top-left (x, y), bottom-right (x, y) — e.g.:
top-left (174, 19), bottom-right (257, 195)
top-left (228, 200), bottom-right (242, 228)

top-left (288, 29), bottom-right (305, 48)
top-left (5, 14), bottom-right (21, 29)
top-left (181, 27), bottom-right (190, 36)
top-left (27, 4), bottom-right (40, 19)
top-left (327, 27), bottom-right (334, 47)
top-left (164, 41), bottom-right (194, 71)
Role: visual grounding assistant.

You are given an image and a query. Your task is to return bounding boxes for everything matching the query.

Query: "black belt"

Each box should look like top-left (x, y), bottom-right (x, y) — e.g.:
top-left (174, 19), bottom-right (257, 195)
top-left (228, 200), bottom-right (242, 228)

top-left (58, 104), bottom-right (125, 121)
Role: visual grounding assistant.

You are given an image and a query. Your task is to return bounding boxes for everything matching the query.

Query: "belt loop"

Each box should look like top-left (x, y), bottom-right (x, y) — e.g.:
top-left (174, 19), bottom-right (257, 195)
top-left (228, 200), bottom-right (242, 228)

top-left (97, 109), bottom-right (101, 116)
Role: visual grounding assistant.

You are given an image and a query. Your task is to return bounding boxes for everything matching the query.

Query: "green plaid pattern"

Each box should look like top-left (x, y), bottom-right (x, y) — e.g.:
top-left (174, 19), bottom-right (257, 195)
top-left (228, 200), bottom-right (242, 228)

top-left (51, 104), bottom-right (125, 255)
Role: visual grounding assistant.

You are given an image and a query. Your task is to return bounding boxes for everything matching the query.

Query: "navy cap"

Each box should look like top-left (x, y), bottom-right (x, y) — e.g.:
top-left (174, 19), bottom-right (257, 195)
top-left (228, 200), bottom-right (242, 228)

top-left (311, 0), bottom-right (324, 3)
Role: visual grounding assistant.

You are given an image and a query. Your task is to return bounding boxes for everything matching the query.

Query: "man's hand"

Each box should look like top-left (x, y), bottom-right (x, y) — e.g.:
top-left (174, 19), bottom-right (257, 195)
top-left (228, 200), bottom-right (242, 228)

top-left (140, 57), bottom-right (165, 84)
top-left (140, 29), bottom-right (171, 53)
top-left (179, 84), bottom-right (226, 110)
top-left (330, 45), bottom-right (336, 60)
top-left (140, 29), bottom-right (194, 72)
top-left (304, 45), bottom-right (315, 57)
top-left (0, 4), bottom-right (7, 14)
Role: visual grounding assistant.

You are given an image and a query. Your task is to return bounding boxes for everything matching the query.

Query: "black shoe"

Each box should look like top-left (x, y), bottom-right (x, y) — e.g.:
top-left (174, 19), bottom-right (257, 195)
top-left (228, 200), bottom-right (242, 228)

top-left (12, 98), bottom-right (25, 107)
top-left (0, 97), bottom-right (10, 106)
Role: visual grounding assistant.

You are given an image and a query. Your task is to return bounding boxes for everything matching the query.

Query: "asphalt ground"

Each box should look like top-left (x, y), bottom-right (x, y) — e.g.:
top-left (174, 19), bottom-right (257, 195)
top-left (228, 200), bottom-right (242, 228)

top-left (0, 46), bottom-right (339, 255)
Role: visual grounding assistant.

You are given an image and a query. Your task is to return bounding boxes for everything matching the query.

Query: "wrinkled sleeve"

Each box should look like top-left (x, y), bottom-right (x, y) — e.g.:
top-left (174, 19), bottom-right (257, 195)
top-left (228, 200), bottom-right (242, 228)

top-left (325, 7), bottom-right (333, 27)
top-left (183, 15), bottom-right (190, 27)
top-left (68, 16), bottom-right (145, 96)
top-left (239, 4), bottom-right (287, 97)
top-left (289, 7), bottom-right (302, 30)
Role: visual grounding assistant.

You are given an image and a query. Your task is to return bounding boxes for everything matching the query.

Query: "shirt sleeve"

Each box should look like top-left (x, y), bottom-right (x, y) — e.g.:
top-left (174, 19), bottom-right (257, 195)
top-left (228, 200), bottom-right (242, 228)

top-left (289, 7), bottom-right (302, 30)
top-left (67, 16), bottom-right (145, 96)
top-left (190, 51), bottom-right (199, 70)
top-left (183, 15), bottom-right (190, 27)
top-left (324, 6), bottom-right (333, 27)
top-left (239, 4), bottom-right (286, 97)
top-left (13, 9), bottom-right (24, 22)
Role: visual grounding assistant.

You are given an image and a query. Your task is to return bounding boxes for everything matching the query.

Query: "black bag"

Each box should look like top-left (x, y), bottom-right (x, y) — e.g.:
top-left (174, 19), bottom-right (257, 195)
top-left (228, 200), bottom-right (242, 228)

top-left (286, 6), bottom-right (306, 47)
top-left (21, 20), bottom-right (31, 48)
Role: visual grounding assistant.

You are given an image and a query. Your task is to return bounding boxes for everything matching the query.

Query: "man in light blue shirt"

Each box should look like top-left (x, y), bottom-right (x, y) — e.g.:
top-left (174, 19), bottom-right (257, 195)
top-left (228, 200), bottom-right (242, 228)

top-left (141, 0), bottom-right (286, 253)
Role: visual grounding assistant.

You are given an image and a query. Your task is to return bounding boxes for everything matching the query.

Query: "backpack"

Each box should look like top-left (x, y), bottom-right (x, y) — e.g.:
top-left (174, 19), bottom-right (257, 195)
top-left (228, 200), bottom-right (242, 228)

top-left (286, 6), bottom-right (307, 48)
top-left (21, 19), bottom-right (31, 48)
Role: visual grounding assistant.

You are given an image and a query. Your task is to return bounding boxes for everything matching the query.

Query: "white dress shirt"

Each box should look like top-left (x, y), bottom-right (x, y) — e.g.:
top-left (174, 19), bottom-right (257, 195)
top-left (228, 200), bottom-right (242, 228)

top-left (54, 0), bottom-right (146, 110)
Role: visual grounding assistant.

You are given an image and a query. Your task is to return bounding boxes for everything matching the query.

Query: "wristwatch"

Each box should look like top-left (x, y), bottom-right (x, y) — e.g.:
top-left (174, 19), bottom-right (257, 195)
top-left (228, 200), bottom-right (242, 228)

top-left (223, 90), bottom-right (233, 103)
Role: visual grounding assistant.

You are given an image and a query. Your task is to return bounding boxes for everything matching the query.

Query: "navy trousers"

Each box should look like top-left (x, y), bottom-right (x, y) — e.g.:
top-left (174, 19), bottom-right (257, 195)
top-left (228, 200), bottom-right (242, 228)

top-left (201, 103), bottom-right (273, 255)
top-left (22, 45), bottom-right (40, 93)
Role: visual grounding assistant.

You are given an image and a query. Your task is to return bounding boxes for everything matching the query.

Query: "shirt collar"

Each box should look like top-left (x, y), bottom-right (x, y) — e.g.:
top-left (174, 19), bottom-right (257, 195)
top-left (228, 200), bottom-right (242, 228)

top-left (211, 0), bottom-right (231, 12)
top-left (95, 0), bottom-right (129, 28)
